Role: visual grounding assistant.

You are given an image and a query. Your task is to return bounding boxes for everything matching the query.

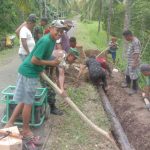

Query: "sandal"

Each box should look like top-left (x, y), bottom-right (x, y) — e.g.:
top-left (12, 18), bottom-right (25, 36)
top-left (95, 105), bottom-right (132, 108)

top-left (23, 140), bottom-right (39, 150)
top-left (23, 135), bottom-right (43, 146)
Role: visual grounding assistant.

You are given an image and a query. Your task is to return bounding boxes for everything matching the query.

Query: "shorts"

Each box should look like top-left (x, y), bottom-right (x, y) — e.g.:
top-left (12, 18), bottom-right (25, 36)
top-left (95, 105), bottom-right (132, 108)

top-left (19, 54), bottom-right (27, 62)
top-left (125, 66), bottom-right (139, 80)
top-left (108, 50), bottom-right (116, 61)
top-left (13, 74), bottom-right (38, 104)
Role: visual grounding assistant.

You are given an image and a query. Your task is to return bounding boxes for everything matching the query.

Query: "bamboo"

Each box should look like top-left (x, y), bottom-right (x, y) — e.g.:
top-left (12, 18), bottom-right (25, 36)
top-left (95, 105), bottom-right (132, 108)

top-left (41, 72), bottom-right (118, 149)
top-left (96, 47), bottom-right (109, 58)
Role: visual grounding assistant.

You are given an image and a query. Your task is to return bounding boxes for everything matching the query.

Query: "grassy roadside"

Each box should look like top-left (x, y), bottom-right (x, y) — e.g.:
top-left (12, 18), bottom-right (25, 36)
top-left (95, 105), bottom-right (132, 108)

top-left (47, 83), bottom-right (115, 150)
top-left (75, 21), bottom-right (107, 50)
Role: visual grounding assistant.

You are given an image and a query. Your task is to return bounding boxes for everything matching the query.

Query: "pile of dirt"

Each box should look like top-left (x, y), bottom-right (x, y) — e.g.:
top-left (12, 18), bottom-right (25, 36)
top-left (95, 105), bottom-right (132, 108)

top-left (107, 70), bottom-right (150, 150)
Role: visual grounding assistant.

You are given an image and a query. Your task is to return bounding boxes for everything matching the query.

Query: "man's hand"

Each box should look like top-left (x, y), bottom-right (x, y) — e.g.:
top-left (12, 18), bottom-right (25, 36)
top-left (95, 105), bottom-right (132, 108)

top-left (48, 59), bottom-right (60, 66)
top-left (61, 90), bottom-right (67, 97)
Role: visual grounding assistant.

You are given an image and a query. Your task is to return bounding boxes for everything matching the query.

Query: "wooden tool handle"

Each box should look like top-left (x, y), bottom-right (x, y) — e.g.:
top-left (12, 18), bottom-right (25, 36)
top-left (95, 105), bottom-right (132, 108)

top-left (41, 72), bottom-right (118, 149)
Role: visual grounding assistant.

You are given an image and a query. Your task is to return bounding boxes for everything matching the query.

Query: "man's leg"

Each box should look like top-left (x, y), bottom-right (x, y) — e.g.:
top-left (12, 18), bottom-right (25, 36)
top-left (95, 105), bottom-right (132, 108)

top-left (128, 67), bottom-right (139, 95)
top-left (101, 71), bottom-right (108, 92)
top-left (5, 103), bottom-right (24, 128)
top-left (121, 66), bottom-right (131, 88)
top-left (22, 104), bottom-right (33, 136)
top-left (40, 76), bottom-right (63, 115)
top-left (48, 86), bottom-right (63, 115)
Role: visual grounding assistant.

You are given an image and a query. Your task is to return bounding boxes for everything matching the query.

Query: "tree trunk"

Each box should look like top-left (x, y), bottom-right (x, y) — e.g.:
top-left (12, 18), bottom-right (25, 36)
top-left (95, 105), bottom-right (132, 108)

top-left (107, 0), bottom-right (113, 43)
top-left (123, 0), bottom-right (130, 30)
top-left (98, 0), bottom-right (103, 33)
top-left (44, 0), bottom-right (47, 17)
top-left (123, 0), bottom-right (131, 59)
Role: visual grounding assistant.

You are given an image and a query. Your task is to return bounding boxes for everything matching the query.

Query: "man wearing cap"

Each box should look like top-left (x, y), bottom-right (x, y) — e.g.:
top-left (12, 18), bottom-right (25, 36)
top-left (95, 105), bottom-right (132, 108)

top-left (5, 21), bottom-right (66, 145)
top-left (16, 14), bottom-right (37, 61)
top-left (52, 47), bottom-right (79, 93)
top-left (33, 17), bottom-right (48, 42)
top-left (59, 20), bottom-right (74, 53)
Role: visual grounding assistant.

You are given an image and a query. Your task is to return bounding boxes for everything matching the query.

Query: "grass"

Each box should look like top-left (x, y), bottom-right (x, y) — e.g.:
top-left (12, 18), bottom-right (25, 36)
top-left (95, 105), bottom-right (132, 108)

top-left (49, 84), bottom-right (114, 150)
top-left (75, 21), bottom-right (107, 50)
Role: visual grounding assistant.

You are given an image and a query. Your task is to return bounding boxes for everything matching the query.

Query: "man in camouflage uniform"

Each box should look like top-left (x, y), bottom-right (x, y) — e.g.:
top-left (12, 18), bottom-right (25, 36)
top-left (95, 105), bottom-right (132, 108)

top-left (122, 30), bottom-right (141, 95)
top-left (40, 65), bottom-right (63, 115)
top-left (33, 17), bottom-right (48, 43)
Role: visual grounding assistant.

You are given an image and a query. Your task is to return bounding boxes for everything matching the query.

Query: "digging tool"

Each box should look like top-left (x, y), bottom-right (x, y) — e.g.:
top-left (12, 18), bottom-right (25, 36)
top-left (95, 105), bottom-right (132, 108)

top-left (96, 47), bottom-right (109, 58)
top-left (41, 72), bottom-right (119, 149)
top-left (144, 98), bottom-right (150, 110)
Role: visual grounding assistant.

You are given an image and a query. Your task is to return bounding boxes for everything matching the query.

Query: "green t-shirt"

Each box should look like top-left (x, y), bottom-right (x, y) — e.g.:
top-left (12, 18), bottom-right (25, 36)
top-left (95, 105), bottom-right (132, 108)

top-left (19, 33), bottom-right (56, 78)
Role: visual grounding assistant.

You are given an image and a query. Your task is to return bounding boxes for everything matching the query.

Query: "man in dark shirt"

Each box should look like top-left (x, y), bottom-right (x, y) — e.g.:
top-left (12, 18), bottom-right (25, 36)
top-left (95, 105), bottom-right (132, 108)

top-left (78, 56), bottom-right (108, 91)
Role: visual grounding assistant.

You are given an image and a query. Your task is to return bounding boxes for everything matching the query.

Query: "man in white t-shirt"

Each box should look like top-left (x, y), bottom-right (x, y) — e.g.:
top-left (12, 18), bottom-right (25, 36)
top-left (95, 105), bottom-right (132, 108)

top-left (17, 14), bottom-right (37, 61)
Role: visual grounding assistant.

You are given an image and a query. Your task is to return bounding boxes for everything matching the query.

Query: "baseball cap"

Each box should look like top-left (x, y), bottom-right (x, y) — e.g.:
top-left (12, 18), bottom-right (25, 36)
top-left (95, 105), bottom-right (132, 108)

top-left (69, 48), bottom-right (80, 58)
top-left (51, 20), bottom-right (66, 29)
top-left (27, 14), bottom-right (38, 23)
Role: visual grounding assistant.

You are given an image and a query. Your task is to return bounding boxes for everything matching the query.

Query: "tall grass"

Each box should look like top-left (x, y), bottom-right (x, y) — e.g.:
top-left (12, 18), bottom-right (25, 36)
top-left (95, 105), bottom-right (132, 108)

top-left (75, 21), bottom-right (107, 50)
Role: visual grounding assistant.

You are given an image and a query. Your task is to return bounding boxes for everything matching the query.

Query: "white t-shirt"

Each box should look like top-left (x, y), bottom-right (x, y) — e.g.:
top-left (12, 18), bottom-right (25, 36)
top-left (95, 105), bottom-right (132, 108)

top-left (18, 26), bottom-right (35, 55)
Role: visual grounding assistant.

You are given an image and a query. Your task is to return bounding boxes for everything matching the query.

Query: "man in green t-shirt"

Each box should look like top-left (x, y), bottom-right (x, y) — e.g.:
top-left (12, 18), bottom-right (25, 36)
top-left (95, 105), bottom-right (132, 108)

top-left (5, 21), bottom-right (66, 144)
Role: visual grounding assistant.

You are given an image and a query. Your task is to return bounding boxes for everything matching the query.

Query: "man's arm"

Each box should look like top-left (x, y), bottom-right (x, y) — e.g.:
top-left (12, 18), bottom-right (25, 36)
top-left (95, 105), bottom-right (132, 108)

top-left (58, 67), bottom-right (65, 92)
top-left (15, 22), bottom-right (27, 37)
top-left (21, 38), bottom-right (30, 54)
top-left (77, 64), bottom-right (86, 80)
top-left (132, 53), bottom-right (140, 68)
top-left (31, 56), bottom-right (60, 66)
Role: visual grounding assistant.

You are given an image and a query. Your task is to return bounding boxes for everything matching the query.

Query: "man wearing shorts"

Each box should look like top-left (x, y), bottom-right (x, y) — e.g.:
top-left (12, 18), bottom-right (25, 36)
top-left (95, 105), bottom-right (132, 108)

top-left (5, 21), bottom-right (66, 143)
top-left (121, 30), bottom-right (141, 95)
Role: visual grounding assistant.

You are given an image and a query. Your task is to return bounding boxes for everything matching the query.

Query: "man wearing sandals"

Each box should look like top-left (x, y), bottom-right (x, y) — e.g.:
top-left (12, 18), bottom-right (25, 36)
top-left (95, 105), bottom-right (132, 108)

top-left (5, 21), bottom-right (66, 148)
top-left (121, 30), bottom-right (141, 95)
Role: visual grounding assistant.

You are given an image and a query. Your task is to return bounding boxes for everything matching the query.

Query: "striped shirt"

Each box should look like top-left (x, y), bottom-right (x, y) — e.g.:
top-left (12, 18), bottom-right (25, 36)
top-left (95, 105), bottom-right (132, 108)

top-left (127, 37), bottom-right (141, 66)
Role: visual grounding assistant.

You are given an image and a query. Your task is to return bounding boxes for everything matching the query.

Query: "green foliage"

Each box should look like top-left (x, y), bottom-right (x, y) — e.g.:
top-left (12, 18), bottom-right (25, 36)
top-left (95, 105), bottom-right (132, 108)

top-left (75, 21), bottom-right (107, 50)
top-left (0, 0), bottom-right (19, 35)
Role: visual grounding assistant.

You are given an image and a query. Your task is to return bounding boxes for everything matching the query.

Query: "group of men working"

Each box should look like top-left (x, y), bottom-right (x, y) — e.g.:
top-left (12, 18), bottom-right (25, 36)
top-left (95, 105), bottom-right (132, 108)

top-left (3, 13), bottom-right (150, 149)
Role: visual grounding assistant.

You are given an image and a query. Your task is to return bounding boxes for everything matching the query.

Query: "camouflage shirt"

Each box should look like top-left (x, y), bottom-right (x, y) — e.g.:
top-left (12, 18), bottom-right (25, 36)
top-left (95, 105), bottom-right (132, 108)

top-left (33, 25), bottom-right (44, 42)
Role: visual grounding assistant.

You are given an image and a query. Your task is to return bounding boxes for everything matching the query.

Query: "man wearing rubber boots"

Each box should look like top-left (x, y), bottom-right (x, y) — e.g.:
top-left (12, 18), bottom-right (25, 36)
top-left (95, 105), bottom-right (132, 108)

top-left (121, 30), bottom-right (141, 95)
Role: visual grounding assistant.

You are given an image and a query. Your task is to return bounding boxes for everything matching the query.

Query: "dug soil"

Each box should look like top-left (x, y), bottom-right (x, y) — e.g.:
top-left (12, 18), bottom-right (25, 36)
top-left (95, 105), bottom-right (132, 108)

top-left (83, 49), bottom-right (150, 150)
top-left (43, 65), bottom-right (117, 150)
top-left (107, 70), bottom-right (150, 150)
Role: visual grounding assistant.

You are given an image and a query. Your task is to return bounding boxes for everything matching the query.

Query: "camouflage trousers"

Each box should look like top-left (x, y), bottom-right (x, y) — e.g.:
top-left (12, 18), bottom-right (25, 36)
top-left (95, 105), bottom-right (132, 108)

top-left (40, 77), bottom-right (56, 106)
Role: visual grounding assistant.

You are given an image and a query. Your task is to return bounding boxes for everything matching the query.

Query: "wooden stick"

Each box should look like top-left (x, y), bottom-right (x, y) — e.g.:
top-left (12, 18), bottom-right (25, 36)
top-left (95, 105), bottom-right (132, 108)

top-left (96, 47), bottom-right (109, 58)
top-left (41, 72), bottom-right (118, 149)
top-left (144, 98), bottom-right (150, 111)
